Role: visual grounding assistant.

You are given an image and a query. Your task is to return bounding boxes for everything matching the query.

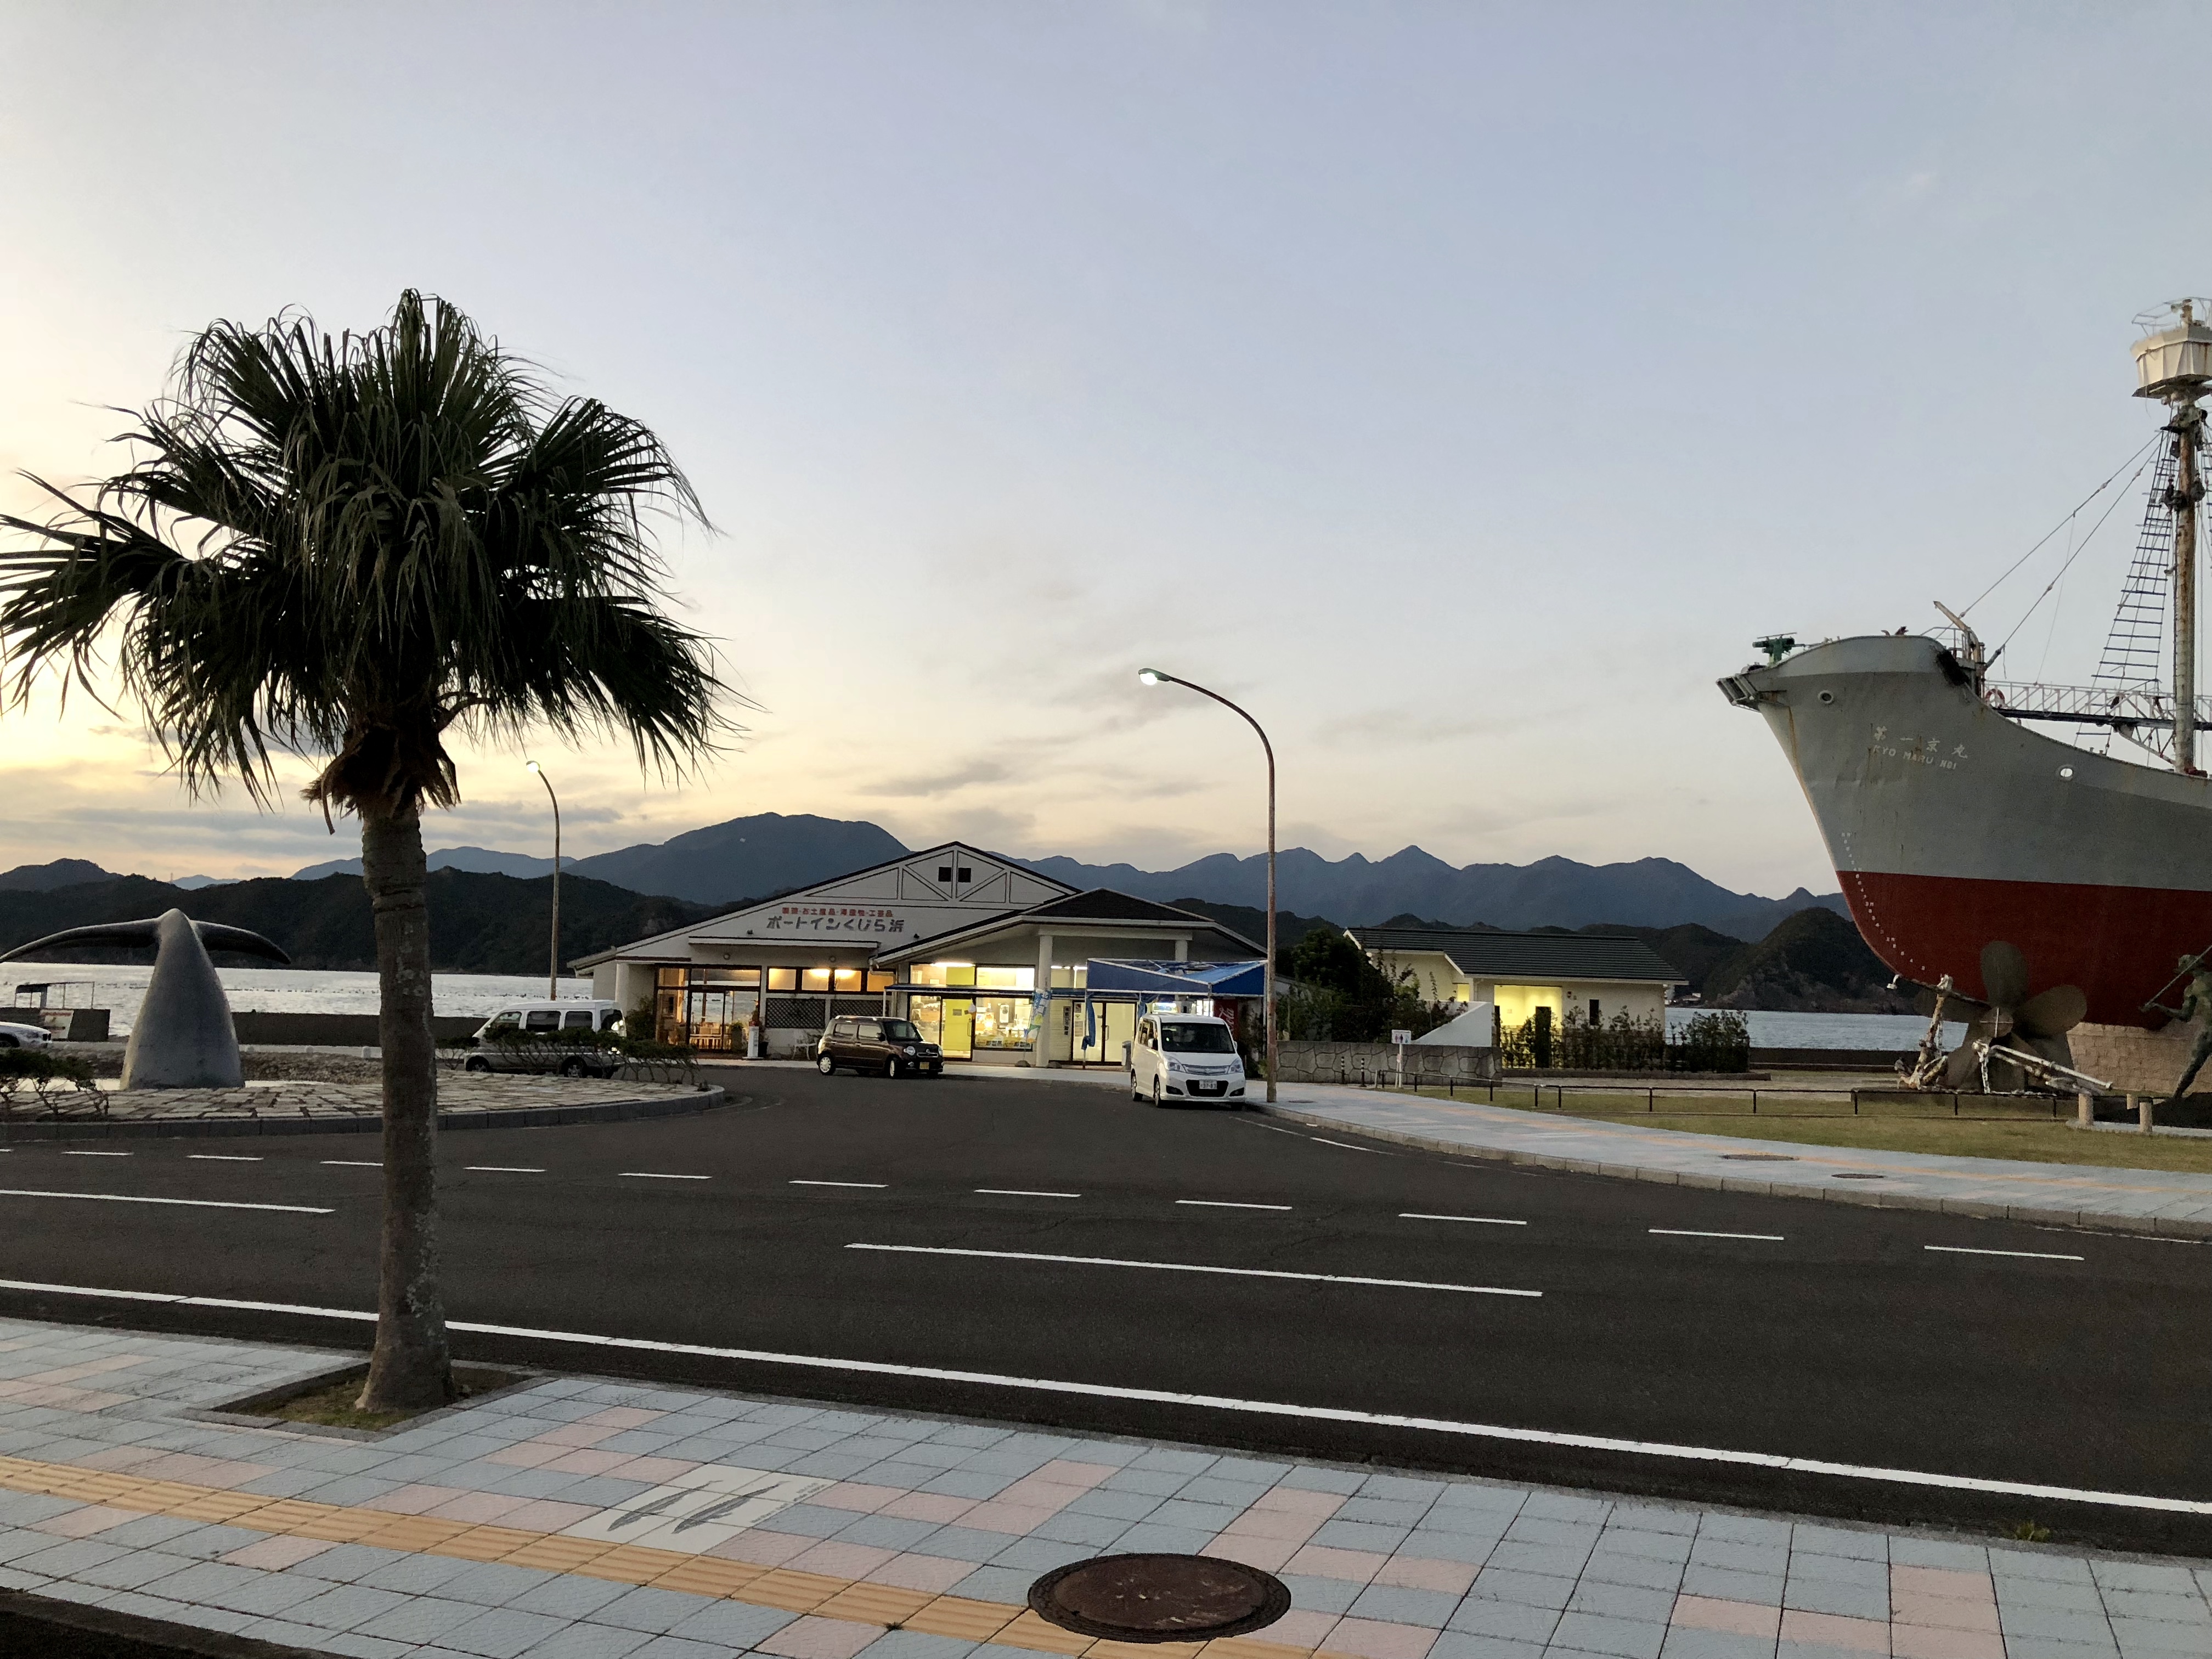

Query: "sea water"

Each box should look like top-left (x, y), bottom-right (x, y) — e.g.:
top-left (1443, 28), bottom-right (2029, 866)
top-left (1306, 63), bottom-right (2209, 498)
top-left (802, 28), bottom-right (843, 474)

top-left (3, 964), bottom-right (595, 1036)
top-left (7, 962), bottom-right (1955, 1049)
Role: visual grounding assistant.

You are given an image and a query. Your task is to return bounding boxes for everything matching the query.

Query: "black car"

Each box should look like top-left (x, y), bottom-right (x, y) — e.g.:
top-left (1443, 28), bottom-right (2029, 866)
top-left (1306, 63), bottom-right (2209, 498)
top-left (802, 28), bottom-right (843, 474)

top-left (817, 1016), bottom-right (943, 1077)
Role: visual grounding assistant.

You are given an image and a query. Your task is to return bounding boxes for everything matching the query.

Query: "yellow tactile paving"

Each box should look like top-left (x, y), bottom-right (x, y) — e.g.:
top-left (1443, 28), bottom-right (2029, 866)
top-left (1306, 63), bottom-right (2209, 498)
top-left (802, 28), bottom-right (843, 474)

top-left (0, 1453), bottom-right (1328, 1659)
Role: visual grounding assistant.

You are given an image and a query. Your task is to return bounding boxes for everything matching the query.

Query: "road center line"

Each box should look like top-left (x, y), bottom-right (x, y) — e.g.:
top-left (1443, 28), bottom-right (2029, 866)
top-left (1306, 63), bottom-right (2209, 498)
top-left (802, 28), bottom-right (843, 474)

top-left (620, 1173), bottom-right (710, 1181)
top-left (974, 1189), bottom-right (1081, 1198)
top-left (1650, 1229), bottom-right (1785, 1242)
top-left (61, 1152), bottom-right (129, 1158)
top-left (845, 1242), bottom-right (1539, 1297)
top-left (320, 1161), bottom-right (380, 1168)
top-left (1309, 1138), bottom-right (1381, 1153)
top-left (187, 1155), bottom-right (263, 1163)
top-left (0, 1190), bottom-right (331, 1215)
top-left (464, 1167), bottom-right (545, 1174)
top-left (1176, 1199), bottom-right (1291, 1211)
top-left (1925, 1244), bottom-right (2086, 1261)
top-left (1401, 1212), bottom-right (1527, 1226)
top-left (791, 1180), bottom-right (888, 1189)
top-left (4, 1277), bottom-right (2198, 1517)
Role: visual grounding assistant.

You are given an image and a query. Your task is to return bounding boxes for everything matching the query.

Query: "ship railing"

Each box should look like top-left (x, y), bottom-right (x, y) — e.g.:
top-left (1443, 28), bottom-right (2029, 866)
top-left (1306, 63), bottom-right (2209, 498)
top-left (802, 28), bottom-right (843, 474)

top-left (1982, 679), bottom-right (2212, 732)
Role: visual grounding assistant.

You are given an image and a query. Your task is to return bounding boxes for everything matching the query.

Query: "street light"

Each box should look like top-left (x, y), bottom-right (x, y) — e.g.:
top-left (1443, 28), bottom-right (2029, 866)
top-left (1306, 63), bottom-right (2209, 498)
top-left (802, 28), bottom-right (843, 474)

top-left (1137, 668), bottom-right (1278, 1103)
top-left (524, 760), bottom-right (562, 1000)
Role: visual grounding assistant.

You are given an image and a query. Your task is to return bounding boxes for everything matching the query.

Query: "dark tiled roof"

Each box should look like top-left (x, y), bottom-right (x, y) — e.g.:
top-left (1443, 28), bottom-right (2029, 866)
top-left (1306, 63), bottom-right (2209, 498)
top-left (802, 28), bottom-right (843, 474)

top-left (1025, 889), bottom-right (1211, 924)
top-left (1350, 927), bottom-right (1684, 983)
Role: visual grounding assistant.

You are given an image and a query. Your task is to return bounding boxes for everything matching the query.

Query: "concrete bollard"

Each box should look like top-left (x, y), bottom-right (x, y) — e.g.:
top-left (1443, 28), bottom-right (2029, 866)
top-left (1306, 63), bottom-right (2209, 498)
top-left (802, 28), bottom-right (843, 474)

top-left (2140, 1094), bottom-right (2155, 1135)
top-left (2076, 1092), bottom-right (2093, 1128)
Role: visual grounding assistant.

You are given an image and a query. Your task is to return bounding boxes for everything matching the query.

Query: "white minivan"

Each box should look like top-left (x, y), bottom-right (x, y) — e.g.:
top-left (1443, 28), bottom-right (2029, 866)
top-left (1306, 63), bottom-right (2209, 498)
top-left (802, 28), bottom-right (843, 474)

top-left (1128, 1013), bottom-right (1248, 1105)
top-left (464, 1000), bottom-right (626, 1075)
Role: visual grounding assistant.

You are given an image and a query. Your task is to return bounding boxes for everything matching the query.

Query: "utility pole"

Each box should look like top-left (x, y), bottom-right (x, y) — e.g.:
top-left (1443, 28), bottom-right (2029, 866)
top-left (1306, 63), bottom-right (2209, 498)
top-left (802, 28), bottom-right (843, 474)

top-left (526, 760), bottom-right (562, 998)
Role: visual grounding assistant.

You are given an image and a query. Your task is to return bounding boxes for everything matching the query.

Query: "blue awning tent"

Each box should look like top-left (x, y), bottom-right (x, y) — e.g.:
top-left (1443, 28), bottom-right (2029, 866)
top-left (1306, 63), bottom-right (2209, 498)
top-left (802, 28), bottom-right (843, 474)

top-left (1083, 959), bottom-right (1267, 997)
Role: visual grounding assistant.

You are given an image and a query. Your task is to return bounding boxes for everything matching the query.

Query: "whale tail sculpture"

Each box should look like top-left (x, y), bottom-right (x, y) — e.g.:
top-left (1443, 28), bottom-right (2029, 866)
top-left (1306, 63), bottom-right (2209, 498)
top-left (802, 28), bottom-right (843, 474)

top-left (0, 911), bottom-right (290, 1089)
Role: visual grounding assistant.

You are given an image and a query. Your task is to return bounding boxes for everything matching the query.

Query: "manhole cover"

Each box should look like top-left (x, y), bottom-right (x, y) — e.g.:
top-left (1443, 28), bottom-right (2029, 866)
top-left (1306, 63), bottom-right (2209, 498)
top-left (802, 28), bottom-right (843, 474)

top-left (1029, 1554), bottom-right (1291, 1642)
top-left (1833, 1172), bottom-right (1884, 1180)
top-left (1722, 1153), bottom-right (1797, 1161)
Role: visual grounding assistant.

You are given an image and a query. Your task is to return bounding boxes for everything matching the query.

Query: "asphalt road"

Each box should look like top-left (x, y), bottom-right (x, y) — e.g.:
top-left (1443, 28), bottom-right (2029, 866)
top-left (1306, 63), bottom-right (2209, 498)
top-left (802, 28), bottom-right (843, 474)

top-left (0, 1069), bottom-right (2205, 1550)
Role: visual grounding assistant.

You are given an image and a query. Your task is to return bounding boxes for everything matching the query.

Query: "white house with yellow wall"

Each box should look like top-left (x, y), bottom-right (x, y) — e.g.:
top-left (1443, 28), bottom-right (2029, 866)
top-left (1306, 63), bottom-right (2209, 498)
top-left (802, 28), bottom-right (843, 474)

top-left (1347, 926), bottom-right (1684, 1034)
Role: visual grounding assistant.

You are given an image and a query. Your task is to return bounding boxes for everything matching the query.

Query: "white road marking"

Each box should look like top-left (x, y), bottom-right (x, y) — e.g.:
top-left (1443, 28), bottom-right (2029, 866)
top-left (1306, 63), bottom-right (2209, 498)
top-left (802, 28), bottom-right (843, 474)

top-left (1925, 1244), bottom-right (2085, 1262)
top-left (791, 1180), bottom-right (887, 1189)
top-left (321, 1161), bottom-right (380, 1167)
top-left (62, 1152), bottom-right (129, 1158)
top-left (1400, 1212), bottom-right (1527, 1227)
top-left (5, 1277), bottom-right (2203, 1517)
top-left (1651, 1229), bottom-right (1785, 1242)
top-left (0, 1190), bottom-right (331, 1214)
top-left (1308, 1138), bottom-right (1383, 1153)
top-left (846, 1242), bottom-right (1539, 1297)
top-left (974, 1189), bottom-right (1081, 1198)
top-left (465, 1166), bottom-right (545, 1174)
top-left (1176, 1199), bottom-right (1291, 1211)
top-left (620, 1173), bottom-right (710, 1181)
top-left (187, 1155), bottom-right (263, 1163)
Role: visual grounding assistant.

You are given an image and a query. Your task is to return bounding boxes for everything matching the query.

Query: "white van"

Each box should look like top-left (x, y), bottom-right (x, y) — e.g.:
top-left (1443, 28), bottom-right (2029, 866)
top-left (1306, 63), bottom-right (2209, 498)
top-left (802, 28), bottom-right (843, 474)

top-left (463, 1000), bottom-right (625, 1075)
top-left (1128, 1013), bottom-right (1247, 1105)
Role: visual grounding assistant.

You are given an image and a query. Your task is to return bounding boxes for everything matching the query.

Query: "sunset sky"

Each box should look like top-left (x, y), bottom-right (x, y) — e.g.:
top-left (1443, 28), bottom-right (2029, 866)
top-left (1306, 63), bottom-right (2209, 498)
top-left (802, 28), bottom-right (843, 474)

top-left (2, 2), bottom-right (2203, 896)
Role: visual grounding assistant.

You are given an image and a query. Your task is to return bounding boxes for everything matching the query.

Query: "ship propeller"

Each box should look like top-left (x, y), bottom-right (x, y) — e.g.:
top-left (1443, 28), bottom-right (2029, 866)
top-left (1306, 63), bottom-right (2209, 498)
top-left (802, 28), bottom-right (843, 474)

top-left (1937, 941), bottom-right (2089, 1090)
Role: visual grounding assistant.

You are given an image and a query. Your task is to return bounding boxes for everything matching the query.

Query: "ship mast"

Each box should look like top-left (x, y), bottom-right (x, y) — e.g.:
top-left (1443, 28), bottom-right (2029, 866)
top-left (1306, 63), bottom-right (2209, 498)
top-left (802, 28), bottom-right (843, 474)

top-left (2131, 300), bottom-right (2212, 774)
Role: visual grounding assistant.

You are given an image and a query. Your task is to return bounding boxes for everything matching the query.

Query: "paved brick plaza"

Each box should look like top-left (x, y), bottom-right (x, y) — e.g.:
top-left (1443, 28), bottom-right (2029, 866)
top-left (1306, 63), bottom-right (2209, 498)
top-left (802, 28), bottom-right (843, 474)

top-left (0, 1318), bottom-right (2194, 1658)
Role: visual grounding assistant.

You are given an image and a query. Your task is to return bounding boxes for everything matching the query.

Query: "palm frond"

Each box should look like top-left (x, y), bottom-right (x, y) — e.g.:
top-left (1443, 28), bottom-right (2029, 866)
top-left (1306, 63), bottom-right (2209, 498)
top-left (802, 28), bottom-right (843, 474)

top-left (0, 289), bottom-right (736, 815)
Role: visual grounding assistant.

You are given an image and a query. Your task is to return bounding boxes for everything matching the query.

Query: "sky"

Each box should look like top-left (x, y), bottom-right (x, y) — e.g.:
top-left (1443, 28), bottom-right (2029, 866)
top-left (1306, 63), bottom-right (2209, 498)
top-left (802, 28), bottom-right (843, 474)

top-left (2, 1), bottom-right (2207, 898)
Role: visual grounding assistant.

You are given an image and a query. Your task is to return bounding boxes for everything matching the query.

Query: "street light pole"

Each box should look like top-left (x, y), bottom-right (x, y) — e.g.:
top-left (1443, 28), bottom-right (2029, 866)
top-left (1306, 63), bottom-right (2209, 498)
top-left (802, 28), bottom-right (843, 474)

top-left (1138, 669), bottom-right (1278, 1103)
top-left (525, 761), bottom-right (561, 1000)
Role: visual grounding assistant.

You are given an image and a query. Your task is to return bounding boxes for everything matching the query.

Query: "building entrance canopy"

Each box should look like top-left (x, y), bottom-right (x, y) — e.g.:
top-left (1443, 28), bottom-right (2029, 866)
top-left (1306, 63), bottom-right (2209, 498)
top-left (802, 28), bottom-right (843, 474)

top-left (1084, 959), bottom-right (1267, 997)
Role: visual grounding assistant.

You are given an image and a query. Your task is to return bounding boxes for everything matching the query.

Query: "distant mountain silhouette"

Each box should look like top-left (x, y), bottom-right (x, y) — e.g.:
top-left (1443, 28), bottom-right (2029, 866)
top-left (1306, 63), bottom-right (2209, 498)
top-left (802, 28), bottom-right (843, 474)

top-left (293, 845), bottom-right (557, 881)
top-left (242, 809), bottom-right (1841, 937)
top-left (0, 859), bottom-right (118, 892)
top-left (1022, 846), bottom-right (1842, 937)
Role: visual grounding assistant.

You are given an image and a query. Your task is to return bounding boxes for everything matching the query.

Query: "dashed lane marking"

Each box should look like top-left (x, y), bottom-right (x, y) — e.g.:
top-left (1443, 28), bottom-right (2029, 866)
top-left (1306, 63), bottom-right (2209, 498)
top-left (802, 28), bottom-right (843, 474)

top-left (1925, 1244), bottom-right (2085, 1262)
top-left (321, 1161), bottom-right (380, 1168)
top-left (7, 1277), bottom-right (2202, 1516)
top-left (1401, 1212), bottom-right (1527, 1226)
top-left (1176, 1199), bottom-right (1291, 1211)
top-left (0, 1190), bottom-right (332, 1214)
top-left (974, 1189), bottom-right (1081, 1198)
top-left (1651, 1229), bottom-right (1785, 1242)
top-left (845, 1242), bottom-right (1540, 1297)
top-left (187, 1155), bottom-right (263, 1163)
top-left (620, 1173), bottom-right (710, 1181)
top-left (1309, 1138), bottom-right (1384, 1153)
top-left (465, 1166), bottom-right (545, 1174)
top-left (61, 1152), bottom-right (129, 1158)
top-left (791, 1180), bottom-right (888, 1189)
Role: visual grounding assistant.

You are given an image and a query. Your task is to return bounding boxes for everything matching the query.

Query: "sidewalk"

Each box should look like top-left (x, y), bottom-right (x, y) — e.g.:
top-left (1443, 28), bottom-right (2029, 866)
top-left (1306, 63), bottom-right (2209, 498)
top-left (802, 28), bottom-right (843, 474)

top-left (1256, 1085), bottom-right (2212, 1239)
top-left (0, 1317), bottom-right (2198, 1659)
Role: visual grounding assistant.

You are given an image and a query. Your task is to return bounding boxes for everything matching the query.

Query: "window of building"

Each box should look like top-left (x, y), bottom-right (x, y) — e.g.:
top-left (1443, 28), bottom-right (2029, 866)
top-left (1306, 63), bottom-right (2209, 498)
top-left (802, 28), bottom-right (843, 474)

top-left (833, 968), bottom-right (862, 989)
top-left (865, 970), bottom-right (894, 992)
top-left (802, 968), bottom-right (832, 991)
top-left (767, 968), bottom-right (797, 991)
top-left (937, 866), bottom-right (952, 882)
top-left (656, 967), bottom-right (687, 988)
top-left (975, 967), bottom-right (1034, 991)
top-left (956, 866), bottom-right (972, 882)
top-left (908, 963), bottom-right (975, 989)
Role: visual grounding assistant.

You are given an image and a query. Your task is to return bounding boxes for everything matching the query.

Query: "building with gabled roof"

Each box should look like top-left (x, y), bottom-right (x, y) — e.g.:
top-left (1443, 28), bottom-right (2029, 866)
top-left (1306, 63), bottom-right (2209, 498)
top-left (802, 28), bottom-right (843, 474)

top-left (1347, 925), bottom-right (1685, 1034)
top-left (576, 844), bottom-right (1262, 1064)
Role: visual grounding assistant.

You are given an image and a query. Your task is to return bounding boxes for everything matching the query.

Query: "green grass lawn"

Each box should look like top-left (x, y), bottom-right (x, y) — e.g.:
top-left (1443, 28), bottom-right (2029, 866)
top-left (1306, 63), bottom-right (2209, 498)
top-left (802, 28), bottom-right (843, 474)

top-left (1407, 1084), bottom-right (2212, 1174)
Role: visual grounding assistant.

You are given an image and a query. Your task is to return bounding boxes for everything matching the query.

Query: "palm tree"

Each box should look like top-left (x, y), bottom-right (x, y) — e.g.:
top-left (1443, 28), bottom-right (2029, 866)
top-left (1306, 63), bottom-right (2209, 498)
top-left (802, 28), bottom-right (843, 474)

top-left (0, 292), bottom-right (727, 1409)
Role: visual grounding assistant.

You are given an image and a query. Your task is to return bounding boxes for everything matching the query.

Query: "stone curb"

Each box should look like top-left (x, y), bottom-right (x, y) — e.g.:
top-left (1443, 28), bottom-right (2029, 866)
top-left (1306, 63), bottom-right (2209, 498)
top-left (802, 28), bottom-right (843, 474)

top-left (1255, 1100), bottom-right (2212, 1239)
top-left (0, 1086), bottom-right (727, 1143)
top-left (0, 1584), bottom-right (326, 1657)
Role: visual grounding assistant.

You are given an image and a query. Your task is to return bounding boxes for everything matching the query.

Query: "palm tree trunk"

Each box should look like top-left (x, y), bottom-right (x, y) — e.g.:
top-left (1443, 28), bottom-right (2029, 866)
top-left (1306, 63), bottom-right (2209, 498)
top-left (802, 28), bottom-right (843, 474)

top-left (356, 803), bottom-right (454, 1411)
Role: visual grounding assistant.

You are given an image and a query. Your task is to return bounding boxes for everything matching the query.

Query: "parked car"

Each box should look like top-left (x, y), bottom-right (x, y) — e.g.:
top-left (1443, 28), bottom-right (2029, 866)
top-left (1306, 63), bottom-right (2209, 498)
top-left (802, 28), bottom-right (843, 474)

top-left (817, 1016), bottom-right (943, 1078)
top-left (1128, 1013), bottom-right (1246, 1105)
top-left (462, 1000), bottom-right (625, 1077)
top-left (0, 1020), bottom-right (52, 1049)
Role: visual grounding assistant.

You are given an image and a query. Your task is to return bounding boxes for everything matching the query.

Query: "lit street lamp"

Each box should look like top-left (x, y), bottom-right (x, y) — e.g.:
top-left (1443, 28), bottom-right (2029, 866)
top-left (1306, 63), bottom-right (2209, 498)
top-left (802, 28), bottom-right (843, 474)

top-left (524, 760), bottom-right (562, 1000)
top-left (1137, 668), bottom-right (1278, 1102)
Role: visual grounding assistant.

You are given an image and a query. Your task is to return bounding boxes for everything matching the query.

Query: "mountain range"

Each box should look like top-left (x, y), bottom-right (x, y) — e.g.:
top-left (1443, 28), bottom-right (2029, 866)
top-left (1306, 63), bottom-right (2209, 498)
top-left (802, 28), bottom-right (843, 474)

top-left (11, 810), bottom-right (1843, 941)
